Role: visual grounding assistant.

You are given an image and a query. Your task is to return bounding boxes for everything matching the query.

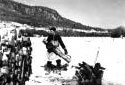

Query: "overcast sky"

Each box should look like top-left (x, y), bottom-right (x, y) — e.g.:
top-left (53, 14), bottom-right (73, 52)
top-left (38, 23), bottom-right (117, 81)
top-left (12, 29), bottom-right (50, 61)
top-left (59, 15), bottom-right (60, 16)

top-left (14, 0), bottom-right (125, 29)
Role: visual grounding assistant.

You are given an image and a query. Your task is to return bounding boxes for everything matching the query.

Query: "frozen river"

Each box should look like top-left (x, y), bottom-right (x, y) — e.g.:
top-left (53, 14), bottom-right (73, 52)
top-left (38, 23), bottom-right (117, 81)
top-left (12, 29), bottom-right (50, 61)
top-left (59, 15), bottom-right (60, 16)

top-left (26, 37), bottom-right (125, 85)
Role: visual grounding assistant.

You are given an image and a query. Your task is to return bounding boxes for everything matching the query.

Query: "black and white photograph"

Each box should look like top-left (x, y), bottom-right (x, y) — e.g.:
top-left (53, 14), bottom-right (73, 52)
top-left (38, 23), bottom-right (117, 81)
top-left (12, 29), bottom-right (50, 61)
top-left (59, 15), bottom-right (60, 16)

top-left (0, 0), bottom-right (125, 85)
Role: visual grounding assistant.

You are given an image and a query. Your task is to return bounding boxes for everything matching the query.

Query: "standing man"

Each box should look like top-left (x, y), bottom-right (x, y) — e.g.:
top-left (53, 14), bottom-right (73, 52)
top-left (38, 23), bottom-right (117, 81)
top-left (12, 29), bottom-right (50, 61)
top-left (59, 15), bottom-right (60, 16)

top-left (43, 27), bottom-right (71, 69)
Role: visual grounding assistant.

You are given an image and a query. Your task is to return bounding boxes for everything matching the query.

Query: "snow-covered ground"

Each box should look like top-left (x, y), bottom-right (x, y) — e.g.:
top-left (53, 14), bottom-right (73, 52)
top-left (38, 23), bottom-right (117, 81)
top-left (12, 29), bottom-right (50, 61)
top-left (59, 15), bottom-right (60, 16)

top-left (26, 37), bottom-right (125, 85)
top-left (0, 21), bottom-right (123, 85)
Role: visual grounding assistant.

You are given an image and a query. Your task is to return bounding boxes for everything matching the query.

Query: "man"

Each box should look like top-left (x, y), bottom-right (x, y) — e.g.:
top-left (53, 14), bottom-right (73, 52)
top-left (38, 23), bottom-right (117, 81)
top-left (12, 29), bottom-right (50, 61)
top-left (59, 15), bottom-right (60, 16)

top-left (43, 27), bottom-right (70, 71)
top-left (93, 63), bottom-right (105, 85)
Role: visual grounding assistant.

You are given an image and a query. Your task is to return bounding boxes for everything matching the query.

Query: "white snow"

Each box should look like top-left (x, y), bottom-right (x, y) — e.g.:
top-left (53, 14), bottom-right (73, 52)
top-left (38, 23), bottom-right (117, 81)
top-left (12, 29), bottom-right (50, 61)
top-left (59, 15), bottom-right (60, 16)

top-left (26, 37), bottom-right (125, 85)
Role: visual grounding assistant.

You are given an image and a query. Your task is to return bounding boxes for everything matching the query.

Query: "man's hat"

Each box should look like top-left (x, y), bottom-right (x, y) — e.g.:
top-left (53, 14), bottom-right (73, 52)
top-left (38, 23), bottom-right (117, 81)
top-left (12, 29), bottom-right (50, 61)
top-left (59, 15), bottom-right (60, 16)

top-left (82, 61), bottom-right (87, 65)
top-left (95, 63), bottom-right (105, 70)
top-left (50, 27), bottom-right (56, 31)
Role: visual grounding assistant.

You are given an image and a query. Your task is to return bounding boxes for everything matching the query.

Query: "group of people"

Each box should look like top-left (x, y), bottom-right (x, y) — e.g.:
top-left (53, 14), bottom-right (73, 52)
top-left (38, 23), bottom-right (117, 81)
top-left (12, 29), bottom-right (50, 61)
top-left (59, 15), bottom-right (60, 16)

top-left (0, 28), bottom-right (32, 85)
top-left (0, 26), bottom-right (70, 84)
top-left (42, 27), bottom-right (106, 85)
top-left (74, 61), bottom-right (105, 85)
top-left (0, 25), bottom-right (105, 85)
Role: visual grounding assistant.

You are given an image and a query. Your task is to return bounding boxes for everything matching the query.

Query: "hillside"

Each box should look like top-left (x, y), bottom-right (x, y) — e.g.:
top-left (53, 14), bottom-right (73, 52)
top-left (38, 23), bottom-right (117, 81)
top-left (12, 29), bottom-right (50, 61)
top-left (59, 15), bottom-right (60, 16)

top-left (0, 0), bottom-right (107, 31)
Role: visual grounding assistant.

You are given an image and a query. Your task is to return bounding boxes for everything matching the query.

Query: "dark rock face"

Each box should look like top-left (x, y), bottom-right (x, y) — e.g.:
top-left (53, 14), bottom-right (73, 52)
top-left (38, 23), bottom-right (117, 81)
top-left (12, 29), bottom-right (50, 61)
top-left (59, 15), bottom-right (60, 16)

top-left (0, 0), bottom-right (68, 27)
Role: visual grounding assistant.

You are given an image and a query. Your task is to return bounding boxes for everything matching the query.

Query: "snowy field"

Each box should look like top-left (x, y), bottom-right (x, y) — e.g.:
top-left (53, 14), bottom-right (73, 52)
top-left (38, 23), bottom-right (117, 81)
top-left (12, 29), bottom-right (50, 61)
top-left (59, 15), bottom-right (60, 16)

top-left (26, 37), bottom-right (125, 85)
